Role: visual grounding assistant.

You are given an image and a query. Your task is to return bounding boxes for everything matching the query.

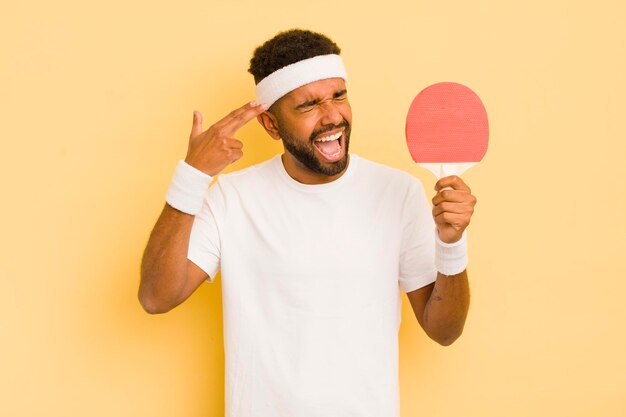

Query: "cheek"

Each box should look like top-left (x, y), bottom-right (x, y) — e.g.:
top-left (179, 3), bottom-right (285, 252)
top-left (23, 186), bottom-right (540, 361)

top-left (284, 119), bottom-right (316, 142)
top-left (298, 115), bottom-right (323, 138)
top-left (278, 114), bottom-right (308, 139)
top-left (340, 103), bottom-right (352, 122)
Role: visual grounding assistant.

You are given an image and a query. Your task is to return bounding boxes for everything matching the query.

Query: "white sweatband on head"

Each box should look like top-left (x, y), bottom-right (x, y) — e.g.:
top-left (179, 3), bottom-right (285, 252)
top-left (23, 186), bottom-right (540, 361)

top-left (165, 160), bottom-right (213, 215)
top-left (435, 230), bottom-right (469, 276)
top-left (255, 54), bottom-right (348, 108)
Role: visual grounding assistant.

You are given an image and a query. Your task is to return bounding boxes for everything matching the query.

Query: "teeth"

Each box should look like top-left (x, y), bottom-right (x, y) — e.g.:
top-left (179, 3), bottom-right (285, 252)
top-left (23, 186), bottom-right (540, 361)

top-left (315, 132), bottom-right (342, 142)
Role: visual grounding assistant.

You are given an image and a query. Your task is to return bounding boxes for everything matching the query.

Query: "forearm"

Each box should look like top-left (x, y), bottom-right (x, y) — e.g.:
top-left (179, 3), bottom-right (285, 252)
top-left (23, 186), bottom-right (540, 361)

top-left (422, 270), bottom-right (470, 346)
top-left (139, 204), bottom-right (195, 313)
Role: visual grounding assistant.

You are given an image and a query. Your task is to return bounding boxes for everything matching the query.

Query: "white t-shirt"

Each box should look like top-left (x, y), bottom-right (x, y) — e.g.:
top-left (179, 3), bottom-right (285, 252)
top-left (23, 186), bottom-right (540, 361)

top-left (189, 154), bottom-right (437, 417)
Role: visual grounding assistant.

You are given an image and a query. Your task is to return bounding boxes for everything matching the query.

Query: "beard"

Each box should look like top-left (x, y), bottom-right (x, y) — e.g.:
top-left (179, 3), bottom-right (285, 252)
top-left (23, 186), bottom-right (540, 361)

top-left (278, 119), bottom-right (351, 177)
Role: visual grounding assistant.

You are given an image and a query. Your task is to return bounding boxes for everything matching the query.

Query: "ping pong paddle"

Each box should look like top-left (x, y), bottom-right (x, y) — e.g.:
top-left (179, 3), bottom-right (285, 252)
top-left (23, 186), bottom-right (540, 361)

top-left (405, 82), bottom-right (489, 179)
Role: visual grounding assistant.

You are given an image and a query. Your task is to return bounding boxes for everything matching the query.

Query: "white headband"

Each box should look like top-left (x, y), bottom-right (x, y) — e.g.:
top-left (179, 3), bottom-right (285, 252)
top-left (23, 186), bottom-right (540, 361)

top-left (255, 54), bottom-right (347, 108)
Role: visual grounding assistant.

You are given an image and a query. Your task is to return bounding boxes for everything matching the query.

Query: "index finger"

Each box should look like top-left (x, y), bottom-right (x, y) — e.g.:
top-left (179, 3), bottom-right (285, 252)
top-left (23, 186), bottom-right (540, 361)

top-left (215, 101), bottom-right (269, 135)
top-left (435, 175), bottom-right (471, 193)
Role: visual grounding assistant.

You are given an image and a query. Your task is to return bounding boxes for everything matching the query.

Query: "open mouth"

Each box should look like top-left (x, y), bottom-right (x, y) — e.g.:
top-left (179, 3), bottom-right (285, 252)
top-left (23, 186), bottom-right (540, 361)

top-left (312, 130), bottom-right (344, 162)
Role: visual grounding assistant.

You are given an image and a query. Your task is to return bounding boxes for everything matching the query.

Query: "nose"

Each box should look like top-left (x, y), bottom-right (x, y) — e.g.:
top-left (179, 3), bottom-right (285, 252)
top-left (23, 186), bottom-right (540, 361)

top-left (319, 100), bottom-right (343, 126)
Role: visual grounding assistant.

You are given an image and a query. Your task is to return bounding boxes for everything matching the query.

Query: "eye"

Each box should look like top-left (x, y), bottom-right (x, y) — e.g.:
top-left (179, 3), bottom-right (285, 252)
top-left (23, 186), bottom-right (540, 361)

top-left (333, 90), bottom-right (348, 101)
top-left (297, 100), bottom-right (317, 112)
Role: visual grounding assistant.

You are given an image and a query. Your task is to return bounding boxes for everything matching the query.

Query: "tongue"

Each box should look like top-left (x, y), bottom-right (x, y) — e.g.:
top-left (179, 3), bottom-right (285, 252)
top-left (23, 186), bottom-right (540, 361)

top-left (315, 139), bottom-right (340, 155)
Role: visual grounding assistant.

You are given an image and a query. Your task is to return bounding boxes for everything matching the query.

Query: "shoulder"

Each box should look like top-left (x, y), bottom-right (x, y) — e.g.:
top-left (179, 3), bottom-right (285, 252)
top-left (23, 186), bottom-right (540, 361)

top-left (214, 155), bottom-right (279, 189)
top-left (204, 156), bottom-right (280, 214)
top-left (352, 154), bottom-right (425, 194)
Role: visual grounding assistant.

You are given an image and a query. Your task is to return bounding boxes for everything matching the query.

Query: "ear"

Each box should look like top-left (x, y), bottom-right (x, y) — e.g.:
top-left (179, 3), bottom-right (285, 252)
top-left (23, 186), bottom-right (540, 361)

top-left (257, 111), bottom-right (281, 141)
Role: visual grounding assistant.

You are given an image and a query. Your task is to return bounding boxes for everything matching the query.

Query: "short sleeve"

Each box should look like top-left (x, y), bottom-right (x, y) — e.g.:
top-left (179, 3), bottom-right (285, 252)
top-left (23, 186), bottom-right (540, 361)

top-left (188, 181), bottom-right (224, 282)
top-left (398, 179), bottom-right (437, 293)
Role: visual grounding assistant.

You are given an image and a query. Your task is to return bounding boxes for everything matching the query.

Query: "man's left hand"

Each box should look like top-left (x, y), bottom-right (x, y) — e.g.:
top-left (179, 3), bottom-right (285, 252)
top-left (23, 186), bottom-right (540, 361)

top-left (431, 176), bottom-right (477, 244)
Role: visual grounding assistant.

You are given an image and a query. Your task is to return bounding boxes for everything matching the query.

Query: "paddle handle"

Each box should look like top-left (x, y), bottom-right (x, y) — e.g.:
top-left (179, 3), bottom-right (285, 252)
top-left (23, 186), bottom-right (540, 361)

top-left (418, 162), bottom-right (477, 180)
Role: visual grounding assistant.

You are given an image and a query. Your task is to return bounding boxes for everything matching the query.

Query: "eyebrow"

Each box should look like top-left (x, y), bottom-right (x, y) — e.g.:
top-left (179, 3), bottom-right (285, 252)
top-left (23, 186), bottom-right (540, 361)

top-left (295, 89), bottom-right (348, 110)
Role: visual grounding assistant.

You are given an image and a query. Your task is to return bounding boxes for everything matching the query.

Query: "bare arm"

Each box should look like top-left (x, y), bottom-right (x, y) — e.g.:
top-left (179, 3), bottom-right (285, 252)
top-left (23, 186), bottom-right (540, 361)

top-left (407, 271), bottom-right (470, 346)
top-left (139, 205), bottom-right (208, 313)
top-left (138, 102), bottom-right (268, 314)
top-left (407, 175), bottom-right (476, 345)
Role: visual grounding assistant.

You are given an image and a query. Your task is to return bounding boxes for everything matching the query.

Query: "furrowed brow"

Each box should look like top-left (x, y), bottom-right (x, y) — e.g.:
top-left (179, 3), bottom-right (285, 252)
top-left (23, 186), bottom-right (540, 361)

top-left (295, 99), bottom-right (319, 110)
top-left (295, 89), bottom-right (347, 110)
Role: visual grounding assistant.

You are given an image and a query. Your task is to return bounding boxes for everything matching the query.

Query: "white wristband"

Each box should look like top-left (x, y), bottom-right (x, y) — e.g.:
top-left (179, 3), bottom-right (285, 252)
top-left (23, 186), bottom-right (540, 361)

top-left (165, 160), bottom-right (213, 215)
top-left (435, 230), bottom-right (468, 276)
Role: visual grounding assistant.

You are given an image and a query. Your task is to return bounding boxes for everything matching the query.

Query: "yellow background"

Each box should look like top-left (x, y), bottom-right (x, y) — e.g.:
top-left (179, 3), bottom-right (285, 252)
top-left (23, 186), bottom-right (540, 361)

top-left (2, 0), bottom-right (625, 416)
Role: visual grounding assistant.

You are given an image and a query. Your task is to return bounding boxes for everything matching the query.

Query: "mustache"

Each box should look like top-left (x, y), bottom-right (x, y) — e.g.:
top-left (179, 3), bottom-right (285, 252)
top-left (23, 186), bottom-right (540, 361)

top-left (309, 119), bottom-right (351, 142)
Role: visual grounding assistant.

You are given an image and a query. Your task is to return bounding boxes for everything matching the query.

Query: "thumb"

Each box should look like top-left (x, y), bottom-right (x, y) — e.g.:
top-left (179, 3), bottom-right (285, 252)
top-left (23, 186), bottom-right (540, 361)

top-left (190, 111), bottom-right (203, 138)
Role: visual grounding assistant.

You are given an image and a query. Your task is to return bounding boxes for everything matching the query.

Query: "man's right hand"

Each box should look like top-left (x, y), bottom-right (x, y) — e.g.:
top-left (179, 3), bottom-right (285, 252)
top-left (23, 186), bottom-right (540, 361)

top-left (185, 101), bottom-right (269, 176)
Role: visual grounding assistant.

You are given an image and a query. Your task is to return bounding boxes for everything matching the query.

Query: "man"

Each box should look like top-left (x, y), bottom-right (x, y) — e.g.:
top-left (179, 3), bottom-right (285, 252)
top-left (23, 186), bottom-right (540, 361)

top-left (139, 29), bottom-right (476, 417)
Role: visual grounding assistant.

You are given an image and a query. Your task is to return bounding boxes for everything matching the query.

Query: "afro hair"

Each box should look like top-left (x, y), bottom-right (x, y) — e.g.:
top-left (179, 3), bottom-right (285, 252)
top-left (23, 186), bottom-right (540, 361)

top-left (248, 29), bottom-right (341, 84)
